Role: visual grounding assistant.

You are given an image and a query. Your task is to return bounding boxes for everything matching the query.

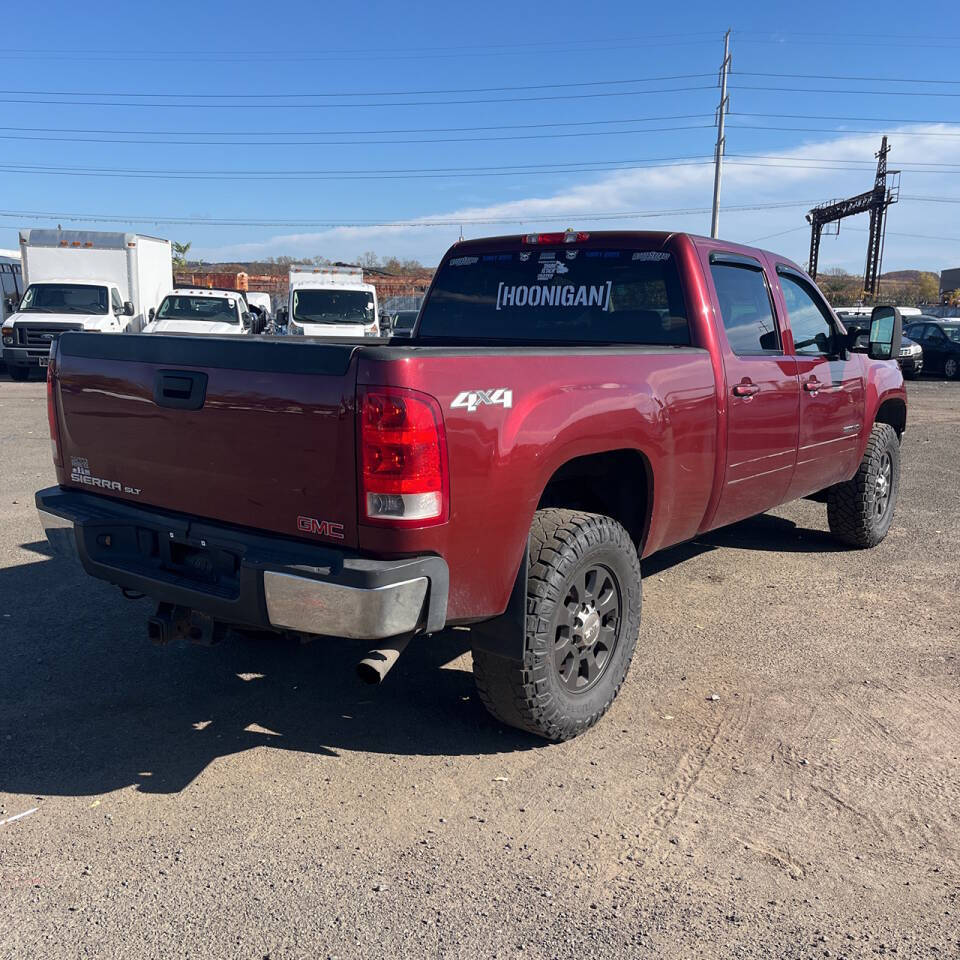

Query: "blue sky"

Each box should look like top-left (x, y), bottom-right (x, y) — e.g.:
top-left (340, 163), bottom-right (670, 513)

top-left (2, 0), bottom-right (959, 272)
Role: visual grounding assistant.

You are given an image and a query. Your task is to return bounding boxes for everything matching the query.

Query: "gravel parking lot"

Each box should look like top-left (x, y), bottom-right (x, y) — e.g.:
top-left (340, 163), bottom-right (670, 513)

top-left (1, 372), bottom-right (957, 959)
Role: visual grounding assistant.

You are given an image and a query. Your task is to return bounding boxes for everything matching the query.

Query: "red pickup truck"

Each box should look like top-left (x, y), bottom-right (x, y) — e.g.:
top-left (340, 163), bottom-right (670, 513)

top-left (36, 231), bottom-right (906, 741)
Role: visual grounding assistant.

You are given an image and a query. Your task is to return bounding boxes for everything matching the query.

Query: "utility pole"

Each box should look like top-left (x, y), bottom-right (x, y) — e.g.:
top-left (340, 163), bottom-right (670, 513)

top-left (710, 29), bottom-right (731, 239)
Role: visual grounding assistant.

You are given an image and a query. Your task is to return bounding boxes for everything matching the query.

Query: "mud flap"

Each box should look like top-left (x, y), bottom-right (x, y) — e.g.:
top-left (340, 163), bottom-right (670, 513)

top-left (468, 546), bottom-right (528, 660)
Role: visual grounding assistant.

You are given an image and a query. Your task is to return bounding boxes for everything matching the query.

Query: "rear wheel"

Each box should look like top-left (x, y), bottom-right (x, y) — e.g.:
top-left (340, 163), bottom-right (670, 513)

top-left (472, 509), bottom-right (641, 741)
top-left (945, 356), bottom-right (959, 380)
top-left (826, 423), bottom-right (900, 548)
top-left (8, 367), bottom-right (29, 382)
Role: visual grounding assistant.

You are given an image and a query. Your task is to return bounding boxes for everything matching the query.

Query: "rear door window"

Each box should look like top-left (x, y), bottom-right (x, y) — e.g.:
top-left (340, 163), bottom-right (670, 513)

top-left (709, 261), bottom-right (781, 354)
top-left (417, 248), bottom-right (689, 345)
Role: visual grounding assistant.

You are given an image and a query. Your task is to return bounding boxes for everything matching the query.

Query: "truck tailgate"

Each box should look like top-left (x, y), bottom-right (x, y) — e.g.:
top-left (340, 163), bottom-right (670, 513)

top-left (53, 333), bottom-right (361, 547)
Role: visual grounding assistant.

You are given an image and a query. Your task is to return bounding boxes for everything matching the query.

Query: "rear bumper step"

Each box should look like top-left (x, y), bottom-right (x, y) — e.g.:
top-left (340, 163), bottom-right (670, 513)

top-left (36, 487), bottom-right (448, 640)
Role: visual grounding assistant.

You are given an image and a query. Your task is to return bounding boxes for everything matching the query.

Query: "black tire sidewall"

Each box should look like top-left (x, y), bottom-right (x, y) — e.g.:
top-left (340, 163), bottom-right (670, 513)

top-left (530, 532), bottom-right (641, 731)
top-left (864, 425), bottom-right (900, 541)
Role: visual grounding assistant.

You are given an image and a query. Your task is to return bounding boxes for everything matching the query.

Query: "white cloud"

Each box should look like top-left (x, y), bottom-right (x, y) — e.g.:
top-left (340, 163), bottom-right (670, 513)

top-left (194, 125), bottom-right (960, 272)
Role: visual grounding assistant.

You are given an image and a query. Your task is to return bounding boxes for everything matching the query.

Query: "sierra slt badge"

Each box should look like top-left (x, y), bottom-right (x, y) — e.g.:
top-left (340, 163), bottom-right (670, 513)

top-left (70, 456), bottom-right (141, 496)
top-left (451, 388), bottom-right (513, 413)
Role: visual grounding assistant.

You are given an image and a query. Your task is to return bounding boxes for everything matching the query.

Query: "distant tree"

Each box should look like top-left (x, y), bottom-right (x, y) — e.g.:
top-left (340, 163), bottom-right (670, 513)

top-left (918, 273), bottom-right (939, 304)
top-left (359, 251), bottom-right (380, 269)
top-left (172, 241), bottom-right (192, 269)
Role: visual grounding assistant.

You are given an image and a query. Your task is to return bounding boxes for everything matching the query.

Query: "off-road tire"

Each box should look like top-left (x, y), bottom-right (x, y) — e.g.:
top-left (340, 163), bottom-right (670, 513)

top-left (827, 423), bottom-right (900, 548)
top-left (472, 509), bottom-right (641, 741)
top-left (8, 367), bottom-right (29, 382)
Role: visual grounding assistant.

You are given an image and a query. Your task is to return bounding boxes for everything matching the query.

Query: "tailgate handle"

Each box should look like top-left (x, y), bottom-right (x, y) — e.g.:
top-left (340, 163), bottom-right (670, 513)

top-left (154, 370), bottom-right (208, 410)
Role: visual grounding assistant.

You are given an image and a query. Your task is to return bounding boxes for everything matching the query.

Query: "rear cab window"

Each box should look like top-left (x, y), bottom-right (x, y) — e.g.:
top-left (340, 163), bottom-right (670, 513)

top-left (417, 243), bottom-right (689, 345)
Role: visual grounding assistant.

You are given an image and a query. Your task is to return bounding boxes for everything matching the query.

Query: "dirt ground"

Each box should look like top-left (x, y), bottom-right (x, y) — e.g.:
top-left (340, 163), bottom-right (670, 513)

top-left (0, 372), bottom-right (957, 959)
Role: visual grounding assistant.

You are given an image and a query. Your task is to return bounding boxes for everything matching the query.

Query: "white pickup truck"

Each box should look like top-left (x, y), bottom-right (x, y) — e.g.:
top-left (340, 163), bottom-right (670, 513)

top-left (143, 288), bottom-right (261, 336)
top-left (282, 266), bottom-right (380, 337)
top-left (1, 230), bottom-right (172, 380)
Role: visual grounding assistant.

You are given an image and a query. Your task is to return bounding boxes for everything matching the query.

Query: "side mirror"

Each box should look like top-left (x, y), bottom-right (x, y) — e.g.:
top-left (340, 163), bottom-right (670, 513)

top-left (241, 311), bottom-right (253, 326)
top-left (867, 305), bottom-right (902, 361)
top-left (148, 307), bottom-right (156, 322)
top-left (276, 308), bottom-right (288, 325)
top-left (123, 301), bottom-right (135, 317)
top-left (3, 296), bottom-right (13, 314)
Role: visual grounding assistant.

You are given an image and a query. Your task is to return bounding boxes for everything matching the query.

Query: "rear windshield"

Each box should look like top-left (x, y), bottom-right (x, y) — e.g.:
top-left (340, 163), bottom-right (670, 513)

top-left (417, 247), bottom-right (689, 344)
top-left (157, 295), bottom-right (238, 323)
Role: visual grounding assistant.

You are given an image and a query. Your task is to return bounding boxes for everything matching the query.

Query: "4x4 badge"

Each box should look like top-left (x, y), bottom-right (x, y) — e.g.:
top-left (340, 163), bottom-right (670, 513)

top-left (451, 389), bottom-right (513, 413)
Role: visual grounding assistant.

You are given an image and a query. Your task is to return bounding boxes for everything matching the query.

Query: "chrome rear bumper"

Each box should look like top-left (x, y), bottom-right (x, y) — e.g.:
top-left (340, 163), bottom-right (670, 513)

top-left (35, 487), bottom-right (448, 641)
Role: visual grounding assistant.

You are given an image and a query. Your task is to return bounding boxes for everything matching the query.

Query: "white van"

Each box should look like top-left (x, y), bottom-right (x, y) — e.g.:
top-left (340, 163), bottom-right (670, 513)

top-left (143, 288), bottom-right (255, 336)
top-left (284, 266), bottom-right (380, 338)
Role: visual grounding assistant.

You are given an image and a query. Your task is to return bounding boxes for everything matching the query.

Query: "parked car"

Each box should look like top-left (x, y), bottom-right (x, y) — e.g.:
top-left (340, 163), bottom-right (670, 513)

top-left (842, 315), bottom-right (923, 378)
top-left (390, 310), bottom-right (418, 337)
top-left (36, 230), bottom-right (906, 742)
top-left (903, 318), bottom-right (960, 379)
top-left (143, 289), bottom-right (263, 336)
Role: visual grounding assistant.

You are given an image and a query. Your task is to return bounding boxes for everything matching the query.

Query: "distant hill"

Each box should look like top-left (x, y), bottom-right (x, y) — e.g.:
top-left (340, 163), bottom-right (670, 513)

top-left (880, 270), bottom-right (938, 283)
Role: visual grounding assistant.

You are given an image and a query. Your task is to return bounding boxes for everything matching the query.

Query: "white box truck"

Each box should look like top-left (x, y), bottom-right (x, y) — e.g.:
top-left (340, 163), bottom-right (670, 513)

top-left (1, 229), bottom-right (172, 380)
top-left (282, 265), bottom-right (380, 338)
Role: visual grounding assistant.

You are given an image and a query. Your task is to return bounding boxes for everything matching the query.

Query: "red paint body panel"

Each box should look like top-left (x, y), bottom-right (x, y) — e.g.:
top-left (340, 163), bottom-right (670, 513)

top-left (54, 354), bottom-right (360, 546)
top-left (49, 230), bottom-right (906, 628)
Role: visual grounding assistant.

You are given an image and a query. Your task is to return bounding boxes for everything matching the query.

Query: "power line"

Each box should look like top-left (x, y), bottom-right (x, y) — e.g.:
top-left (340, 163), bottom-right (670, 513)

top-left (744, 226), bottom-right (810, 244)
top-left (0, 73), bottom-right (715, 99)
top-left (0, 157), bottom-right (719, 182)
top-left (0, 122), bottom-right (716, 148)
top-left (0, 113), bottom-right (714, 137)
top-left (736, 71), bottom-right (960, 85)
top-left (0, 33), bottom-right (722, 56)
top-left (731, 84), bottom-right (960, 98)
top-left (0, 35), bottom-right (723, 63)
top-left (845, 226), bottom-right (960, 244)
top-left (735, 111), bottom-right (960, 126)
top-left (0, 84), bottom-right (716, 109)
top-left (0, 200), bottom-right (823, 229)
top-left (729, 154), bottom-right (960, 169)
top-left (729, 124), bottom-right (960, 139)
top-left (3, 155), bottom-right (959, 183)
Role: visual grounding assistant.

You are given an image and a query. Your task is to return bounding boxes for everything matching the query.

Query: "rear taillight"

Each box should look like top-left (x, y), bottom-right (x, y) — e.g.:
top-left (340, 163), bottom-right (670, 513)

top-left (359, 386), bottom-right (448, 525)
top-left (46, 366), bottom-right (62, 467)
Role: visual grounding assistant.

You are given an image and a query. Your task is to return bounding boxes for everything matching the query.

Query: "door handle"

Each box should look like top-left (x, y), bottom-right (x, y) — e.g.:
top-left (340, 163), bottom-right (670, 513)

top-left (732, 382), bottom-right (760, 397)
top-left (803, 378), bottom-right (822, 392)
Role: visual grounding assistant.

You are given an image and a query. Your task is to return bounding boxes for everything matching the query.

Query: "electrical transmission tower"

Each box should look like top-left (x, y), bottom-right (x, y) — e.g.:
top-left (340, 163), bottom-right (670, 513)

top-left (805, 136), bottom-right (900, 300)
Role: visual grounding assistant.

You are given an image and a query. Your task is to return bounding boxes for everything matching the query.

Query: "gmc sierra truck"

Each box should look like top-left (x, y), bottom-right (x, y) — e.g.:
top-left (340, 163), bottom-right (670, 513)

top-left (36, 231), bottom-right (906, 741)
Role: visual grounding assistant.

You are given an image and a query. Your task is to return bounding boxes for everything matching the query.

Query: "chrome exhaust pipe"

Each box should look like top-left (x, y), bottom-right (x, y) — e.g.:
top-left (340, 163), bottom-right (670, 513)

top-left (356, 634), bottom-right (411, 685)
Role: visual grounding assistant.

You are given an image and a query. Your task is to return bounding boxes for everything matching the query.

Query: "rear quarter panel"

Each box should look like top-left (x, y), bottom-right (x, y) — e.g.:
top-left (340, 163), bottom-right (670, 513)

top-left (357, 347), bottom-right (717, 621)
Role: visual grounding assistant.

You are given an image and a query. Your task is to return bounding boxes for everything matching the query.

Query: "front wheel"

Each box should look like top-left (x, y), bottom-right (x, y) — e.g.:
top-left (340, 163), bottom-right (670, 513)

top-left (945, 356), bottom-right (960, 380)
top-left (827, 423), bottom-right (900, 548)
top-left (472, 509), bottom-right (641, 741)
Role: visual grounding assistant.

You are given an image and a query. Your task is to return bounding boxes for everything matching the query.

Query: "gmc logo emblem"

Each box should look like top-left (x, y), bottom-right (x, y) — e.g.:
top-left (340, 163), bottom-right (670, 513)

top-left (297, 515), bottom-right (345, 540)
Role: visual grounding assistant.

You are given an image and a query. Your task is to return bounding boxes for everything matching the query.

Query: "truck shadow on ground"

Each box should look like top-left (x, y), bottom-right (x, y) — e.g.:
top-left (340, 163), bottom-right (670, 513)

top-left (643, 511), bottom-right (843, 576)
top-left (2, 509), bottom-right (840, 797)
